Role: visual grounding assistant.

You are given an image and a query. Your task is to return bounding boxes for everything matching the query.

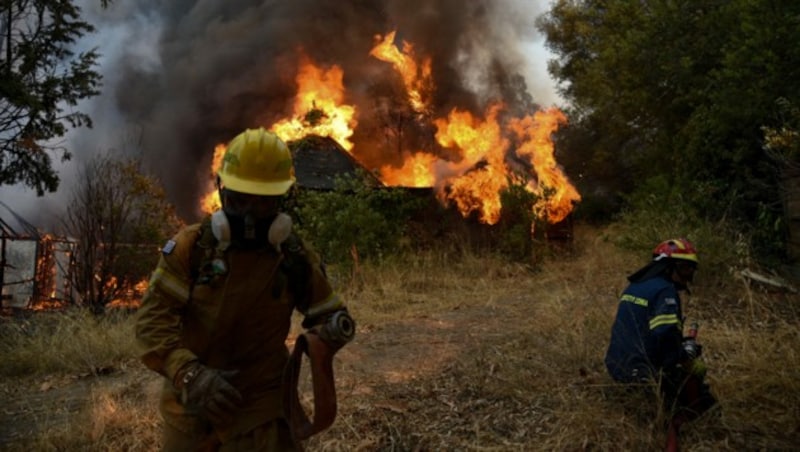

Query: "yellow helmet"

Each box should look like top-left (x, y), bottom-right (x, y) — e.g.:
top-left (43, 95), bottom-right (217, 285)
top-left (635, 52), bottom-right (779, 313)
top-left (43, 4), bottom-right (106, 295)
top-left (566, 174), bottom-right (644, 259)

top-left (218, 128), bottom-right (295, 195)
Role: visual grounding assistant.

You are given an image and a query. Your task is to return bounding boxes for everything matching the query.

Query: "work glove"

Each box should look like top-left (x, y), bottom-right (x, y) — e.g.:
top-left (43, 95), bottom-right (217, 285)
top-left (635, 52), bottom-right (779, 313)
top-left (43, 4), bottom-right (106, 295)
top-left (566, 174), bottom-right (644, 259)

top-left (682, 338), bottom-right (703, 360)
top-left (686, 358), bottom-right (707, 379)
top-left (176, 362), bottom-right (243, 425)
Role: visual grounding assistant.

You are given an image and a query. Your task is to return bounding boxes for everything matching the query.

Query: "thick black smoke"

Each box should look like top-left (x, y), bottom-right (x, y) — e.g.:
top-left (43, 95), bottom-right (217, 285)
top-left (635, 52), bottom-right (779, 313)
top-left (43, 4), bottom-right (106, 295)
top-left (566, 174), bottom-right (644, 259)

top-left (109, 0), bottom-right (548, 221)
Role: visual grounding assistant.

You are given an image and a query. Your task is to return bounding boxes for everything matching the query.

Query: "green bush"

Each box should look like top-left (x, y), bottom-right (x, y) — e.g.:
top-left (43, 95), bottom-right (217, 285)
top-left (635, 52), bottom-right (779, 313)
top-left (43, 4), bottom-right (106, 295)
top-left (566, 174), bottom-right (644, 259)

top-left (288, 171), bottom-right (426, 264)
top-left (496, 178), bottom-right (544, 262)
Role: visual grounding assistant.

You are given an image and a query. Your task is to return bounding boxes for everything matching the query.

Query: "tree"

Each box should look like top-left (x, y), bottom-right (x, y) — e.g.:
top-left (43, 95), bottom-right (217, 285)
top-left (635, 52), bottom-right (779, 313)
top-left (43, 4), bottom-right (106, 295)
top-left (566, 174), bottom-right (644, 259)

top-left (538, 0), bottom-right (800, 257)
top-left (0, 0), bottom-right (102, 195)
top-left (61, 153), bottom-right (181, 313)
top-left (289, 170), bottom-right (425, 265)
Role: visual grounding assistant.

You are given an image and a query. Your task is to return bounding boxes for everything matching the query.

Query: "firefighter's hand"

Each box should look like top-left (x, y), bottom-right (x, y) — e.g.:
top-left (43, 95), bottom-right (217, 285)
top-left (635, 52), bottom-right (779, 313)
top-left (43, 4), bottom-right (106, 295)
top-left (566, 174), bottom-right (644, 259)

top-left (687, 358), bottom-right (707, 378)
top-left (682, 338), bottom-right (703, 360)
top-left (177, 362), bottom-right (243, 425)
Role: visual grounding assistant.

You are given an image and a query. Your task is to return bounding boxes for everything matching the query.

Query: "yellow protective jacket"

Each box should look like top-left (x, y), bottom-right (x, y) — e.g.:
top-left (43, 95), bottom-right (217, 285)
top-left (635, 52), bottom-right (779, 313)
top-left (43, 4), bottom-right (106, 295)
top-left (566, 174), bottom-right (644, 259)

top-left (135, 217), bottom-right (345, 441)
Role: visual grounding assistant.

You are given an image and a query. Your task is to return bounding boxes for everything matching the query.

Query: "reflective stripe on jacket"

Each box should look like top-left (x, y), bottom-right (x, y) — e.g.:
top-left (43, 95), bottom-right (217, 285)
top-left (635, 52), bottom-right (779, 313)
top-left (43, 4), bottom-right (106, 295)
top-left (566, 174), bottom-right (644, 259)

top-left (604, 276), bottom-right (683, 382)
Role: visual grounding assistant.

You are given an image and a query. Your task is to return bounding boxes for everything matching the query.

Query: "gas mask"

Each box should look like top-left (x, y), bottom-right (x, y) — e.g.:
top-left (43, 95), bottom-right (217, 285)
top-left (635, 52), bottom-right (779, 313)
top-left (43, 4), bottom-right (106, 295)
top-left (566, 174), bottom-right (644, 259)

top-left (213, 188), bottom-right (292, 250)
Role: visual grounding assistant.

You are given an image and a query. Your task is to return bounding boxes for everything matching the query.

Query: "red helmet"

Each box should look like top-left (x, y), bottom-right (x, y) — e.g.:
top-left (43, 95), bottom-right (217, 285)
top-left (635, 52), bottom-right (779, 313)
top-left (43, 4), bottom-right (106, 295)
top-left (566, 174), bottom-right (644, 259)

top-left (652, 238), bottom-right (698, 264)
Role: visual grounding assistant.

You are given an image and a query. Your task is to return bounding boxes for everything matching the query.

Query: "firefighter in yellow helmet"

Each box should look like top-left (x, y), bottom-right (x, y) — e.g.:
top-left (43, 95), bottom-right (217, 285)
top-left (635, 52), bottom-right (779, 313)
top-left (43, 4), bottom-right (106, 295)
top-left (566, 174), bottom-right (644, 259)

top-left (135, 128), bottom-right (355, 451)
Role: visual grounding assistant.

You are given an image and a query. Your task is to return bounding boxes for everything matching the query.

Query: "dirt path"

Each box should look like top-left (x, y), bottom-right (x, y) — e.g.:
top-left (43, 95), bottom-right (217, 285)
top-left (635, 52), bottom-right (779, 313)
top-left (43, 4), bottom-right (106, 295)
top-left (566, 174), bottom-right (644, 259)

top-left (0, 299), bottom-right (524, 449)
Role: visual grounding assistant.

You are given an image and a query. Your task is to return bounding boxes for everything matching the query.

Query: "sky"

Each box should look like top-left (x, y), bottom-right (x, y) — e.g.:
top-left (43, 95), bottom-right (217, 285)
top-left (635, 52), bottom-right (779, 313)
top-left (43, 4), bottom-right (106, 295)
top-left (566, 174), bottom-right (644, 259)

top-left (0, 0), bottom-right (563, 231)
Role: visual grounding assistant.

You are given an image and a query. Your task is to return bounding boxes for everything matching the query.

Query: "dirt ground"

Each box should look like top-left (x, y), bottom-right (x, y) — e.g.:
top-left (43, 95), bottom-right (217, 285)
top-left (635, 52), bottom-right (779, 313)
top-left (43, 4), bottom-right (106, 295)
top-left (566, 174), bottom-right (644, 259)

top-left (0, 298), bottom-right (529, 449)
top-left (3, 238), bottom-right (797, 450)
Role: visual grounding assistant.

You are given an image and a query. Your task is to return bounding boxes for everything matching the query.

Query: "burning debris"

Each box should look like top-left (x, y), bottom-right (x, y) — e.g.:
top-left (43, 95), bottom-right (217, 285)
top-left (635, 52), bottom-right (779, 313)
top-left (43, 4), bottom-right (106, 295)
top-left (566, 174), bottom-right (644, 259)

top-left (1, 202), bottom-right (77, 311)
top-left (1, 202), bottom-right (149, 313)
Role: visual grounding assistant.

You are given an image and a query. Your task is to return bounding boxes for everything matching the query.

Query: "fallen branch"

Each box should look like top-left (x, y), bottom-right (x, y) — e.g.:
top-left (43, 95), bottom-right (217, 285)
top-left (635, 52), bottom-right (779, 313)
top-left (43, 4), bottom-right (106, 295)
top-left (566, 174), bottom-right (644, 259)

top-left (740, 268), bottom-right (798, 293)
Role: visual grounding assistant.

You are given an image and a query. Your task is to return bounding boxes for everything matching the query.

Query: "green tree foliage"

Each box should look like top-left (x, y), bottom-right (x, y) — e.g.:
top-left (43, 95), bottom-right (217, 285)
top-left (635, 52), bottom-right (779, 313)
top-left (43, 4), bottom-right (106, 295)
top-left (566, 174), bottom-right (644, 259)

top-left (612, 175), bottom-right (750, 284)
top-left (0, 0), bottom-right (102, 195)
top-left (539, 0), bottom-right (800, 258)
top-left (289, 170), bottom-right (426, 265)
top-left (61, 154), bottom-right (180, 313)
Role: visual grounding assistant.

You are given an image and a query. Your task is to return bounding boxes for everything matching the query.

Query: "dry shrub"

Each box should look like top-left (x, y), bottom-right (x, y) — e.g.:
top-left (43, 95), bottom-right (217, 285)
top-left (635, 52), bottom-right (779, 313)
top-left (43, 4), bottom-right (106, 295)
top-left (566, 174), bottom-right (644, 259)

top-left (0, 309), bottom-right (138, 377)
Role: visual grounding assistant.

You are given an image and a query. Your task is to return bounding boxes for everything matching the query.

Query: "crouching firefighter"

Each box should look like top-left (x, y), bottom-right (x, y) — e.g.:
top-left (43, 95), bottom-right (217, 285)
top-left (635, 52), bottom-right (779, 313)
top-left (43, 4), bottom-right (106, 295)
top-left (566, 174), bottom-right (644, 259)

top-left (604, 238), bottom-right (716, 451)
top-left (135, 128), bottom-right (355, 451)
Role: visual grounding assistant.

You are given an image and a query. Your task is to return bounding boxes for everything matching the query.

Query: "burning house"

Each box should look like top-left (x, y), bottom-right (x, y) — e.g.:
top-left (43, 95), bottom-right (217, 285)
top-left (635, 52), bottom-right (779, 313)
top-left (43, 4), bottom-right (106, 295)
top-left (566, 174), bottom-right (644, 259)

top-left (0, 2), bottom-right (580, 280)
top-left (0, 202), bottom-right (77, 311)
top-left (191, 31), bottom-right (580, 242)
top-left (100, 1), bottom-right (581, 231)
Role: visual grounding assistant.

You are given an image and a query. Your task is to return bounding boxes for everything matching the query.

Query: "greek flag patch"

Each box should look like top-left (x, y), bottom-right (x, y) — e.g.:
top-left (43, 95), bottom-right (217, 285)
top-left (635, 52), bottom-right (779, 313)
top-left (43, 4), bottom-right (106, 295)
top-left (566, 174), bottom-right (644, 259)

top-left (162, 239), bottom-right (177, 255)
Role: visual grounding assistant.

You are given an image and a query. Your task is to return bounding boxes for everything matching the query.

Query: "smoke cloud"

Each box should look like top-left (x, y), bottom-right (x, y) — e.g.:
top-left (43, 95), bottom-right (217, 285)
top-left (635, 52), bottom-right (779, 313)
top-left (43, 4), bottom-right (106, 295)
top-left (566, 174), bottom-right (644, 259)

top-left (1, 0), bottom-right (559, 226)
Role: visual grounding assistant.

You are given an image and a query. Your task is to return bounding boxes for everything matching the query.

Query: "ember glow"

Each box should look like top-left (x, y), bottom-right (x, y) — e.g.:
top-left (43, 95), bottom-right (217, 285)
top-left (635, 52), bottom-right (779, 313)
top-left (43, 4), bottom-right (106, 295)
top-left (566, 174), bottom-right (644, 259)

top-left (34, 234), bottom-right (58, 300)
top-left (107, 277), bottom-right (148, 309)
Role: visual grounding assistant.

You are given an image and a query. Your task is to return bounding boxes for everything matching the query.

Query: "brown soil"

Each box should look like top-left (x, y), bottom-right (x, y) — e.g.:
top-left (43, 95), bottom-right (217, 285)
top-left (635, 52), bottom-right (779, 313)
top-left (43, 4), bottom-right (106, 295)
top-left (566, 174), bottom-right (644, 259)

top-left (0, 301), bottom-right (523, 449)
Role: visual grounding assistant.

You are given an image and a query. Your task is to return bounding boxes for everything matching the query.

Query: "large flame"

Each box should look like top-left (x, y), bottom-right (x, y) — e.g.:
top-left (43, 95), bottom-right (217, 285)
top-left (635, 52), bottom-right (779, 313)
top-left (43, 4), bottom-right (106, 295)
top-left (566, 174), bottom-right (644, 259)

top-left (380, 152), bottom-right (438, 187)
top-left (199, 58), bottom-right (358, 215)
top-left (271, 57), bottom-right (358, 150)
top-left (432, 105), bottom-right (510, 224)
top-left (509, 109), bottom-right (581, 223)
top-left (370, 31), bottom-right (433, 113)
top-left (371, 31), bottom-right (580, 225)
top-left (197, 32), bottom-right (579, 226)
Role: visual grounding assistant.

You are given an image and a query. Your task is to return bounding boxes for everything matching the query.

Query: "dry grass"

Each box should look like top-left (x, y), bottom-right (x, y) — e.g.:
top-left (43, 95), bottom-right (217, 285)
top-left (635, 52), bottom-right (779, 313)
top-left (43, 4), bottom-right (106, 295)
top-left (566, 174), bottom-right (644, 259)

top-left (0, 309), bottom-right (137, 376)
top-left (0, 223), bottom-right (798, 451)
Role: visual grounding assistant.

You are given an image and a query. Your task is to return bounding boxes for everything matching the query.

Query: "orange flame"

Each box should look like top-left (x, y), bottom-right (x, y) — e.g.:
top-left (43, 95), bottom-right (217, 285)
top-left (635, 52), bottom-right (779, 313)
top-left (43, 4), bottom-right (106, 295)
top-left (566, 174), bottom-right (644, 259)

top-left (198, 58), bottom-right (358, 215)
top-left (433, 105), bottom-right (510, 224)
top-left (509, 109), bottom-right (581, 223)
top-left (378, 104), bottom-right (579, 225)
top-left (195, 31), bottom-right (579, 227)
top-left (34, 234), bottom-right (58, 301)
top-left (370, 31), bottom-right (433, 113)
top-left (380, 152), bottom-right (438, 187)
top-left (271, 57), bottom-right (358, 150)
top-left (371, 31), bottom-right (580, 225)
top-left (200, 144), bottom-right (227, 215)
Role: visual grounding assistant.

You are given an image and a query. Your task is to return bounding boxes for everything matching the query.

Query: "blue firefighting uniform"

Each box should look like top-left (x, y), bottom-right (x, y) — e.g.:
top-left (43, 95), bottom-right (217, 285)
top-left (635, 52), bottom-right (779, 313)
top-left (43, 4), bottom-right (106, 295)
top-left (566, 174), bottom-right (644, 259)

top-left (605, 275), bottom-right (684, 382)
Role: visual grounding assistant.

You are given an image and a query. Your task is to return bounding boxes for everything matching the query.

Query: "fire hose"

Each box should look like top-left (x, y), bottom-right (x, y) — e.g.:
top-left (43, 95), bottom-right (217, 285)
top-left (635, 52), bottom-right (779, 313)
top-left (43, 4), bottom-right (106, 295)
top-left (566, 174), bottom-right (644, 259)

top-left (283, 312), bottom-right (355, 444)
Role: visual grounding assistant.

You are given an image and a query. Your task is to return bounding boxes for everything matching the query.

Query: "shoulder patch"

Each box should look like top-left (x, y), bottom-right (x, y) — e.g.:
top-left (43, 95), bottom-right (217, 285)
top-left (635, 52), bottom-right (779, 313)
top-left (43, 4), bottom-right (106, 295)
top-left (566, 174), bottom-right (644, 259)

top-left (162, 239), bottom-right (177, 255)
top-left (664, 297), bottom-right (677, 306)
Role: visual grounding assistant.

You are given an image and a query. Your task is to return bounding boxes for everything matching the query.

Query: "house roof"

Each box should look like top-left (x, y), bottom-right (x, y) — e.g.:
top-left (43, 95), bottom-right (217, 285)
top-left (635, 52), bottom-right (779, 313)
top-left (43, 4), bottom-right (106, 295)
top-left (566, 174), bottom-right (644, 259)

top-left (288, 135), bottom-right (382, 190)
